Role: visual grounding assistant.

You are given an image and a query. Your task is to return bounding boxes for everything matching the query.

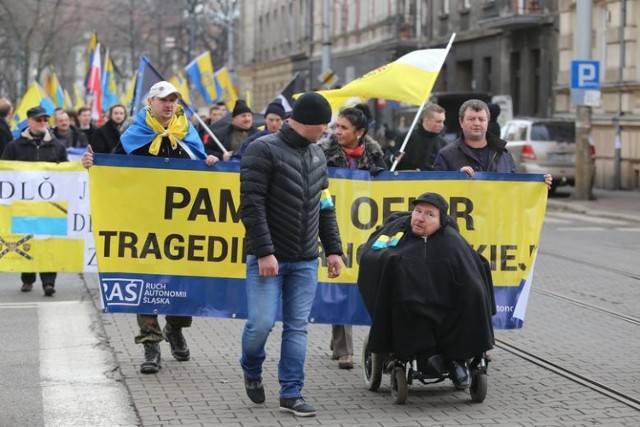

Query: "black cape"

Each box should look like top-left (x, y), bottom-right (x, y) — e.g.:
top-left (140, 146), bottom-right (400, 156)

top-left (357, 213), bottom-right (495, 360)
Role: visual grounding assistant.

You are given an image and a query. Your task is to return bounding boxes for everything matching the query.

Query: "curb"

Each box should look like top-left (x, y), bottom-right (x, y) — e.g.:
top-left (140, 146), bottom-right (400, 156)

top-left (546, 200), bottom-right (640, 223)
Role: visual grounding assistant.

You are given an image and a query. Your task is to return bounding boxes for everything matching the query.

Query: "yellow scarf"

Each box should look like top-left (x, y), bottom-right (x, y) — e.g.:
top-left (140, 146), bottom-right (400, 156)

top-left (145, 104), bottom-right (189, 156)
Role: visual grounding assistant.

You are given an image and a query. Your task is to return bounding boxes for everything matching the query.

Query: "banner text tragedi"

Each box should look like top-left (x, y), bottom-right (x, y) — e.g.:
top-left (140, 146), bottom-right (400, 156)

top-left (98, 231), bottom-right (246, 263)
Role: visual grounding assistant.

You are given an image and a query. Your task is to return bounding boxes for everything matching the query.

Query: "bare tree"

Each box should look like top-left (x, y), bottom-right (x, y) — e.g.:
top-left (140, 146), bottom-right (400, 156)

top-left (0, 0), bottom-right (87, 99)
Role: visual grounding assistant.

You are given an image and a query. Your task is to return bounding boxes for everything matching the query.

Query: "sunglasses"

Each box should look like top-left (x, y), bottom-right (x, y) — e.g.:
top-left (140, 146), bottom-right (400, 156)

top-left (31, 117), bottom-right (49, 123)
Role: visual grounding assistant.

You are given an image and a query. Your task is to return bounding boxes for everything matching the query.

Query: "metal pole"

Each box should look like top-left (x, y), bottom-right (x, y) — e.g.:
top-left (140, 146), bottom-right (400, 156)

top-left (188, 1), bottom-right (197, 62)
top-left (228, 9), bottom-right (235, 83)
top-left (573, 0), bottom-right (594, 200)
top-left (416, 0), bottom-right (422, 49)
top-left (390, 33), bottom-right (456, 172)
top-left (321, 0), bottom-right (331, 74)
top-left (614, 0), bottom-right (626, 190)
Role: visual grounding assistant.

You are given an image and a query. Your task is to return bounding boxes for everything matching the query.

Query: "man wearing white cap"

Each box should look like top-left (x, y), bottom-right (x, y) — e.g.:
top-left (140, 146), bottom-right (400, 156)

top-left (82, 81), bottom-right (218, 374)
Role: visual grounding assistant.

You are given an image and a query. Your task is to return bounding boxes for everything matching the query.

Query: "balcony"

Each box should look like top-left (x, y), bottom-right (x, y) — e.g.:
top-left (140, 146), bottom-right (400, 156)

top-left (478, 0), bottom-right (552, 30)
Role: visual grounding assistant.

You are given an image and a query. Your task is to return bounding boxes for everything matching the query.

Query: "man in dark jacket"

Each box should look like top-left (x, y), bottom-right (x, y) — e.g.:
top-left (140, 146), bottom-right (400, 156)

top-left (77, 106), bottom-right (97, 145)
top-left (395, 103), bottom-right (447, 171)
top-left (2, 106), bottom-right (67, 296)
top-left (239, 92), bottom-right (343, 417)
top-left (0, 98), bottom-right (14, 155)
top-left (52, 109), bottom-right (88, 149)
top-left (231, 99), bottom-right (285, 160)
top-left (205, 99), bottom-right (258, 160)
top-left (357, 192), bottom-right (495, 389)
top-left (434, 99), bottom-right (552, 187)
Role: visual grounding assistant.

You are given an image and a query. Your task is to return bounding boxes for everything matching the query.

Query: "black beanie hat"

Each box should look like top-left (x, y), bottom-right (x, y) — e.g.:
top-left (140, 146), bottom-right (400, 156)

top-left (411, 192), bottom-right (449, 226)
top-left (232, 100), bottom-right (251, 117)
top-left (291, 92), bottom-right (332, 125)
top-left (264, 100), bottom-right (286, 119)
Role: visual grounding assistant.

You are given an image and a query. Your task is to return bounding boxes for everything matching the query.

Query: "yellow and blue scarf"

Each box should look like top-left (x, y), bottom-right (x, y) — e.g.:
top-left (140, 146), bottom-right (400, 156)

top-left (121, 105), bottom-right (206, 159)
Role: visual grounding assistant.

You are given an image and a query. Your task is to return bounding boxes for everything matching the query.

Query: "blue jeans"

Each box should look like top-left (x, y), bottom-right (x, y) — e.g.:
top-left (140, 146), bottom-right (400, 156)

top-left (240, 255), bottom-right (318, 398)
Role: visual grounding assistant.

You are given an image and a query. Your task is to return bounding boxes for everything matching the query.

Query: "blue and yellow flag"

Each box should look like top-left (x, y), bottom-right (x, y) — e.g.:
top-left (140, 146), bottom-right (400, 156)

top-left (63, 89), bottom-right (73, 110)
top-left (184, 52), bottom-right (217, 105)
top-left (214, 67), bottom-right (237, 110)
top-left (73, 82), bottom-right (86, 109)
top-left (10, 82), bottom-right (56, 136)
top-left (169, 71), bottom-right (191, 105)
top-left (102, 49), bottom-right (119, 111)
top-left (44, 72), bottom-right (66, 108)
top-left (11, 201), bottom-right (68, 236)
top-left (120, 74), bottom-right (136, 113)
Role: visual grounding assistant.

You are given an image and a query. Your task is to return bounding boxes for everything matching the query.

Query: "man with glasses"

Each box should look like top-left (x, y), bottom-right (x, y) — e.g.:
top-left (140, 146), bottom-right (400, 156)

top-left (2, 106), bottom-right (67, 296)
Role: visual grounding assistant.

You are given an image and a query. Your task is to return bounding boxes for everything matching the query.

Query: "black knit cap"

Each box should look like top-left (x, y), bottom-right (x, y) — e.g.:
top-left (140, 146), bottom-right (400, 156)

top-left (291, 92), bottom-right (332, 125)
top-left (264, 99), bottom-right (285, 119)
top-left (232, 100), bottom-right (252, 117)
top-left (411, 192), bottom-right (449, 225)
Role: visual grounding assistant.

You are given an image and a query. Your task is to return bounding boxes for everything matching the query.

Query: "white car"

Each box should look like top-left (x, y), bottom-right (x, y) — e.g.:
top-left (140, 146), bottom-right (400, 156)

top-left (501, 118), bottom-right (594, 192)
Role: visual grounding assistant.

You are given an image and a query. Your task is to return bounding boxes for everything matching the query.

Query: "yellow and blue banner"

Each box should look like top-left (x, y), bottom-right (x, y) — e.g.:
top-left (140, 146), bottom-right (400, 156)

top-left (214, 67), bottom-right (237, 110)
top-left (10, 82), bottom-right (56, 136)
top-left (185, 52), bottom-right (216, 105)
top-left (89, 155), bottom-right (548, 329)
top-left (0, 161), bottom-right (92, 272)
top-left (10, 201), bottom-right (69, 236)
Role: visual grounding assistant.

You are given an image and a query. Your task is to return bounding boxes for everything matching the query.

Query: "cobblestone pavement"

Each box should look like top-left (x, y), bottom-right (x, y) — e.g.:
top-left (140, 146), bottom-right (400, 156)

top-left (81, 188), bottom-right (640, 426)
top-left (84, 269), bottom-right (639, 426)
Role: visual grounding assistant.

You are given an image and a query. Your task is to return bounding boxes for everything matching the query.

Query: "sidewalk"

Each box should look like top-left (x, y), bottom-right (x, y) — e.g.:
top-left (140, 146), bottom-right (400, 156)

top-left (546, 187), bottom-right (640, 222)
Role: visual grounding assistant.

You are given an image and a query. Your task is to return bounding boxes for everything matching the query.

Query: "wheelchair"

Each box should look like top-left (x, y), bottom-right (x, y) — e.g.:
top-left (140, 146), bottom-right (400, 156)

top-left (361, 333), bottom-right (489, 405)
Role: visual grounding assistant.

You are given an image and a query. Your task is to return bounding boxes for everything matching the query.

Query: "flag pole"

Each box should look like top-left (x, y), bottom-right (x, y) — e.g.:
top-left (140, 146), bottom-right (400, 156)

top-left (181, 101), bottom-right (228, 154)
top-left (390, 33), bottom-right (456, 172)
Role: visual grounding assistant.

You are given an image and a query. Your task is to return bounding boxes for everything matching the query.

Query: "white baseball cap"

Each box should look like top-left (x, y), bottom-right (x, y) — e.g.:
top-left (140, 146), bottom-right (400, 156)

top-left (148, 81), bottom-right (181, 100)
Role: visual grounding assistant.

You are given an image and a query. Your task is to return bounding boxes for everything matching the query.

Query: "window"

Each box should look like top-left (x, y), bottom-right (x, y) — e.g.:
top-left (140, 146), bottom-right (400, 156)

top-left (442, 0), bottom-right (450, 15)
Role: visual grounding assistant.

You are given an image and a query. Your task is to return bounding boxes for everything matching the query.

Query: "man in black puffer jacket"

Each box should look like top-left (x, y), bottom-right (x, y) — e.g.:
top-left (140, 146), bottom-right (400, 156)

top-left (239, 92), bottom-right (343, 418)
top-left (2, 106), bottom-right (67, 296)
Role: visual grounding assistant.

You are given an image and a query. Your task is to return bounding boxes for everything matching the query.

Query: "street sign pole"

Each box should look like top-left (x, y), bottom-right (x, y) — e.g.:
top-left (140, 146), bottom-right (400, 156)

top-left (572, 0), bottom-right (595, 200)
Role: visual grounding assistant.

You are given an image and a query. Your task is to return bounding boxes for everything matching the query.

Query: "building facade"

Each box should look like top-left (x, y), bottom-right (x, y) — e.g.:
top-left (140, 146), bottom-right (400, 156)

top-left (555, 0), bottom-right (640, 190)
top-left (237, 0), bottom-right (640, 190)
top-left (237, 0), bottom-right (559, 116)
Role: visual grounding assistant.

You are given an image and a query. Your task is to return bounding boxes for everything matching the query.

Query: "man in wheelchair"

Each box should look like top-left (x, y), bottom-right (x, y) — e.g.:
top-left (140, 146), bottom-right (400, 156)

top-left (357, 192), bottom-right (496, 389)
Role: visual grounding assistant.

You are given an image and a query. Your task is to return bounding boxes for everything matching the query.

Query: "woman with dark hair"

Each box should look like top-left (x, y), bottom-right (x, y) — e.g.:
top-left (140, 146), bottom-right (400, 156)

top-left (91, 104), bottom-right (128, 153)
top-left (319, 103), bottom-right (387, 369)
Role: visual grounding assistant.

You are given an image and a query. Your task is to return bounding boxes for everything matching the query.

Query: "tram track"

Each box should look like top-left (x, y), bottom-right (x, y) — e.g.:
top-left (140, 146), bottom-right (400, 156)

top-left (532, 288), bottom-right (640, 326)
top-left (497, 248), bottom-right (640, 411)
top-left (534, 249), bottom-right (640, 324)
top-left (539, 249), bottom-right (640, 282)
top-left (495, 338), bottom-right (640, 411)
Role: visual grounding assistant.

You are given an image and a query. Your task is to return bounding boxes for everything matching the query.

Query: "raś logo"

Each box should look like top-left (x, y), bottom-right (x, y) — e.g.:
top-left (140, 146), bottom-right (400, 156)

top-left (102, 278), bottom-right (144, 306)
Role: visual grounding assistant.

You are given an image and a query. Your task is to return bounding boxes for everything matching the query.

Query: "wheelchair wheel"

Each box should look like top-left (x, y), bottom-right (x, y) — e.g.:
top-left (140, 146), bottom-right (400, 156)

top-left (469, 373), bottom-right (487, 403)
top-left (362, 334), bottom-right (383, 391)
top-left (390, 366), bottom-right (408, 404)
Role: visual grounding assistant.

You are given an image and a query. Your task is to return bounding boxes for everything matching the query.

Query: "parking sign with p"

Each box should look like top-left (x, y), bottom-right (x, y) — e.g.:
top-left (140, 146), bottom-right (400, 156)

top-left (571, 60), bottom-right (600, 90)
top-left (570, 60), bottom-right (600, 106)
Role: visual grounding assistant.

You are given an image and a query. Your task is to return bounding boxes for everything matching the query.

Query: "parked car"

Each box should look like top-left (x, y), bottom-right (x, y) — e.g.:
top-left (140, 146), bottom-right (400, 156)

top-left (501, 118), bottom-right (594, 192)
